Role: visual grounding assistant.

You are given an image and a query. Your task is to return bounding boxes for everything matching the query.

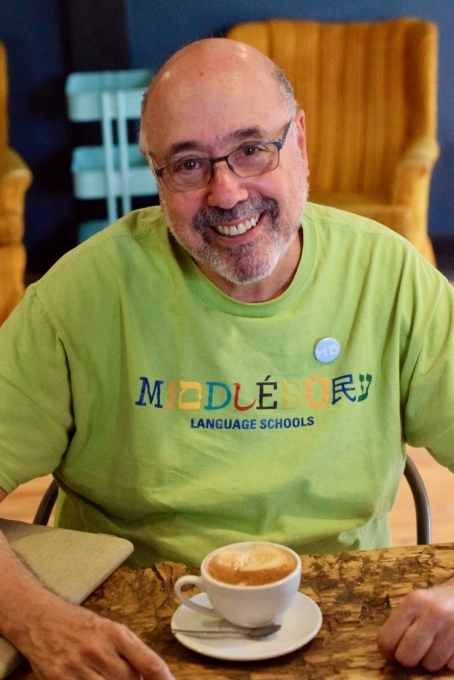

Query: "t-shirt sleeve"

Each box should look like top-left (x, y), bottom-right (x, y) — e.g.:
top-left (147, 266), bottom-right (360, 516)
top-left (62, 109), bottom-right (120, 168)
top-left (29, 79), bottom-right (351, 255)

top-left (403, 279), bottom-right (454, 469)
top-left (0, 287), bottom-right (73, 492)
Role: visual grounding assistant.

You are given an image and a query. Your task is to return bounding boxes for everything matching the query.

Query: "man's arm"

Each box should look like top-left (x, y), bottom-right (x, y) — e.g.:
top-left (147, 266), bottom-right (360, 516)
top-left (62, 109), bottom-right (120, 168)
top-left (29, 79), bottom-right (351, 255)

top-left (377, 580), bottom-right (454, 672)
top-left (0, 489), bottom-right (174, 680)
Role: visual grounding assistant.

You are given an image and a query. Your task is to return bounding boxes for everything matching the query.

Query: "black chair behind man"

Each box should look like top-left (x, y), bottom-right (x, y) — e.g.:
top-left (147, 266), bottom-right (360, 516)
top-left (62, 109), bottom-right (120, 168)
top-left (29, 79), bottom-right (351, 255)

top-left (33, 456), bottom-right (432, 544)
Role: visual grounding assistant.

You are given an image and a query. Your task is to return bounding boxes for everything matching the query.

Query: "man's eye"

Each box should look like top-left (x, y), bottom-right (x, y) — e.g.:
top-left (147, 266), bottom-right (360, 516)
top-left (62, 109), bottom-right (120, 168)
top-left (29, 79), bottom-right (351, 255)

top-left (240, 145), bottom-right (262, 157)
top-left (173, 159), bottom-right (203, 174)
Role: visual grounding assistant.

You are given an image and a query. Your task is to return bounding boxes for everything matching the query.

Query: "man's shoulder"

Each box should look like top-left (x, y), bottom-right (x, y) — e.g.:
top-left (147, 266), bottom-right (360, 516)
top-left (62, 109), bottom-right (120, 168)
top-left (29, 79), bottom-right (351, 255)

top-left (302, 201), bottom-right (428, 267)
top-left (303, 202), bottom-right (451, 301)
top-left (68, 206), bottom-right (166, 256)
top-left (41, 206), bottom-right (167, 280)
top-left (304, 202), bottom-right (402, 240)
top-left (26, 206), bottom-right (173, 316)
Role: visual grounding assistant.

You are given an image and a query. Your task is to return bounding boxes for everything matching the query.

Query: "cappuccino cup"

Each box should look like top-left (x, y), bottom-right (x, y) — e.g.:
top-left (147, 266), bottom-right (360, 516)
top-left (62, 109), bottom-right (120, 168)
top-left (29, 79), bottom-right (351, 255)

top-left (174, 541), bottom-right (301, 628)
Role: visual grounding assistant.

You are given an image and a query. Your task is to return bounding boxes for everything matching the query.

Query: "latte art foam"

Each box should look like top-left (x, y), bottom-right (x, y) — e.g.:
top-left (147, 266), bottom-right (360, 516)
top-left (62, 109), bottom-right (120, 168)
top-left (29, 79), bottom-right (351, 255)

top-left (206, 544), bottom-right (297, 586)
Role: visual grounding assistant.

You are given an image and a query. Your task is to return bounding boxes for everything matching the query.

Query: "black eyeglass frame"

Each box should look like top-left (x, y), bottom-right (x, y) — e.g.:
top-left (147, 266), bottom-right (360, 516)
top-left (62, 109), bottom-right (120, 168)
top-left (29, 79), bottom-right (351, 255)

top-left (154, 119), bottom-right (293, 193)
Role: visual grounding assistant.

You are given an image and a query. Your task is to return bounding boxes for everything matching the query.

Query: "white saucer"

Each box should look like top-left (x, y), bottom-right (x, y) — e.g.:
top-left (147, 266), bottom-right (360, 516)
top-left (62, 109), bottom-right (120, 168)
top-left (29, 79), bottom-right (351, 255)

top-left (171, 591), bottom-right (323, 661)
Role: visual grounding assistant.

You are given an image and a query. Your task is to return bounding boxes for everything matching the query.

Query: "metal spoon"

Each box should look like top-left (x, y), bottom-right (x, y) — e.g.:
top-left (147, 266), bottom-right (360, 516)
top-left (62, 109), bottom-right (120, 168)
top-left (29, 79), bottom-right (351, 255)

top-left (172, 623), bottom-right (281, 639)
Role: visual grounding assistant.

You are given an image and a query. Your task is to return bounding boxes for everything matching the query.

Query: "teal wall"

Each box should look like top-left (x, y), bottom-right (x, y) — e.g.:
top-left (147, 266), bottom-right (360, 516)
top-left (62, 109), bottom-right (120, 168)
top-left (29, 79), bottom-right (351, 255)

top-left (0, 0), bottom-right (453, 272)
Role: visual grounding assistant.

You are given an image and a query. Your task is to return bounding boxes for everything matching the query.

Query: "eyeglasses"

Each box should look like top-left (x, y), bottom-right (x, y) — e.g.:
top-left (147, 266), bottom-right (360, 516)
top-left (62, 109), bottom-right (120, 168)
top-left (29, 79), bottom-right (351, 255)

top-left (154, 120), bottom-right (293, 193)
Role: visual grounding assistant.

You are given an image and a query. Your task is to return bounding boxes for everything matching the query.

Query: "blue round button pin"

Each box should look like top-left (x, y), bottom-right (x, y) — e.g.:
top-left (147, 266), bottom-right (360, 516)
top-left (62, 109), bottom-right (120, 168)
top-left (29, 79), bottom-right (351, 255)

top-left (314, 338), bottom-right (341, 363)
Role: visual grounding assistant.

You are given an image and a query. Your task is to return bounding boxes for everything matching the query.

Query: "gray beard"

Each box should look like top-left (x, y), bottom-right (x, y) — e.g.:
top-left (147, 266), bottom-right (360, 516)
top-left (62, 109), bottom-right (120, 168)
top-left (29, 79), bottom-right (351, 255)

top-left (164, 194), bottom-right (302, 285)
top-left (191, 196), bottom-right (284, 284)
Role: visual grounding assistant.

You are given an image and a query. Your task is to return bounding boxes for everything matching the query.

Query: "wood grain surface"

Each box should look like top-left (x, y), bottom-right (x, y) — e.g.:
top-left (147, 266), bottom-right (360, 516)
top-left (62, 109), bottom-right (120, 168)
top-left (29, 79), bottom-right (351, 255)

top-left (10, 544), bottom-right (454, 679)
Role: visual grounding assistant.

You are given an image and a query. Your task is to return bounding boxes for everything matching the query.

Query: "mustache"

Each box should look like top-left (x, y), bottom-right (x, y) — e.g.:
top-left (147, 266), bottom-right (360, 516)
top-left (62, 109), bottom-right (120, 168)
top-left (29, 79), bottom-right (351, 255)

top-left (193, 196), bottom-right (279, 232)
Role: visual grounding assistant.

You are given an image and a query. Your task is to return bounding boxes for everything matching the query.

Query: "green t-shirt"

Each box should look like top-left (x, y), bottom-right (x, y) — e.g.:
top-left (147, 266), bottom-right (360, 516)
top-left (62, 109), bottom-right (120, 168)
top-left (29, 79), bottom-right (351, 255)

top-left (1, 203), bottom-right (453, 566)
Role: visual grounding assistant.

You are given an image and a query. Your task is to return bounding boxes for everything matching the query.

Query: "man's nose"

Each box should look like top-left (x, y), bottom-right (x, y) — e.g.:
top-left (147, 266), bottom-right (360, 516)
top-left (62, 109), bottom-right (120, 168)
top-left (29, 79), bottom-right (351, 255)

top-left (205, 161), bottom-right (249, 209)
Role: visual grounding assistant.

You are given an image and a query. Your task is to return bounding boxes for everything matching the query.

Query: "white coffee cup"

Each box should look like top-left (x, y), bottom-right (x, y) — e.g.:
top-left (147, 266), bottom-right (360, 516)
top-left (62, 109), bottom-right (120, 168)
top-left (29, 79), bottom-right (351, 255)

top-left (174, 541), bottom-right (301, 628)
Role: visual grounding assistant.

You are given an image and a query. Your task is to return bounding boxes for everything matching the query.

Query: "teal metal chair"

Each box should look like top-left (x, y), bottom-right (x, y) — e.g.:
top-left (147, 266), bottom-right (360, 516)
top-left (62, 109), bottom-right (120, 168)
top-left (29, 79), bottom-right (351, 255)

top-left (66, 69), bottom-right (158, 242)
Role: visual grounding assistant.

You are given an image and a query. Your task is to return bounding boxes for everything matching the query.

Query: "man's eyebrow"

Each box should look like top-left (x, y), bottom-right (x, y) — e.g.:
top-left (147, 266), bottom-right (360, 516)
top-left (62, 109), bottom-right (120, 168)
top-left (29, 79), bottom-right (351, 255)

top-left (225, 126), bottom-right (267, 143)
top-left (165, 126), bottom-right (267, 160)
top-left (167, 140), bottom-right (205, 158)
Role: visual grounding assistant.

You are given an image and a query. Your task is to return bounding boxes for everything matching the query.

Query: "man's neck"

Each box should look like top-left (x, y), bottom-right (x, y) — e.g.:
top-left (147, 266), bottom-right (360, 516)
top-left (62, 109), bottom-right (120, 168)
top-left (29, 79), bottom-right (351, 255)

top-left (196, 230), bottom-right (303, 303)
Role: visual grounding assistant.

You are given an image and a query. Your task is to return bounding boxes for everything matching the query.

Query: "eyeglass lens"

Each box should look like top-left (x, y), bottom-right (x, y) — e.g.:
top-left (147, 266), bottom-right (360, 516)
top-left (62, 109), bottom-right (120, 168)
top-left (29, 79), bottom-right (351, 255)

top-left (163, 142), bottom-right (280, 192)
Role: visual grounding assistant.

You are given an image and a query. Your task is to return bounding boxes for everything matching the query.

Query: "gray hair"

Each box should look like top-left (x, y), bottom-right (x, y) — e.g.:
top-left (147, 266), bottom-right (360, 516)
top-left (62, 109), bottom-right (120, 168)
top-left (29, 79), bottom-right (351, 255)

top-left (139, 87), bottom-right (153, 156)
top-left (270, 62), bottom-right (298, 119)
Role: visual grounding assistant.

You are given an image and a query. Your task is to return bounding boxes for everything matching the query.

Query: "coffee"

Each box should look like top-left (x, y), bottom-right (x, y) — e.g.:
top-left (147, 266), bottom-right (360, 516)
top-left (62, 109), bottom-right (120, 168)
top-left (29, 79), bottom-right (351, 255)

top-left (205, 543), bottom-right (297, 586)
top-left (175, 542), bottom-right (301, 627)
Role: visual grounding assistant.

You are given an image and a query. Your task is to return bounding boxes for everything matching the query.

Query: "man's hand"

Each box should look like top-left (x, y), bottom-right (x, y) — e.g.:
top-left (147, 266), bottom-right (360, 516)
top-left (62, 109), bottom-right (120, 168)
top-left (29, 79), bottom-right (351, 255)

top-left (17, 597), bottom-right (175, 680)
top-left (377, 579), bottom-right (454, 672)
top-left (0, 528), bottom-right (174, 679)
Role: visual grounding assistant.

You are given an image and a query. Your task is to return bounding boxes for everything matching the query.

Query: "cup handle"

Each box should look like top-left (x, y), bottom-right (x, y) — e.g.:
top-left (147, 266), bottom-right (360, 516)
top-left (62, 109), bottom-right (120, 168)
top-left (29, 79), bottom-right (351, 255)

top-left (174, 575), bottom-right (223, 618)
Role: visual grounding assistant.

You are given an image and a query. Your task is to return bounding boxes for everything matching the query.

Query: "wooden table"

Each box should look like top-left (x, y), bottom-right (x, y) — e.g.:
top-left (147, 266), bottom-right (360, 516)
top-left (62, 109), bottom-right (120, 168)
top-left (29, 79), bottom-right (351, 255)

top-left (11, 543), bottom-right (454, 679)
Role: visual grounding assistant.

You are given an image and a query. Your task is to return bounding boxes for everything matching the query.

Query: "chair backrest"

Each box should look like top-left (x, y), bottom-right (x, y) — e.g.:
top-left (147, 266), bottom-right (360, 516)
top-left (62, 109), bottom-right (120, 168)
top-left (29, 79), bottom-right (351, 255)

top-left (33, 478), bottom-right (58, 526)
top-left (34, 457), bottom-right (432, 545)
top-left (226, 18), bottom-right (437, 200)
top-left (66, 70), bottom-right (157, 232)
top-left (404, 454), bottom-right (431, 544)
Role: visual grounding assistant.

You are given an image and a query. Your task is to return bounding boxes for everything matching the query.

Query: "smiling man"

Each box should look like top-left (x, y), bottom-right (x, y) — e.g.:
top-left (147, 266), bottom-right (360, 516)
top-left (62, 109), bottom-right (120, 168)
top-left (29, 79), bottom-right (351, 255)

top-left (1, 37), bottom-right (454, 678)
top-left (140, 39), bottom-right (309, 302)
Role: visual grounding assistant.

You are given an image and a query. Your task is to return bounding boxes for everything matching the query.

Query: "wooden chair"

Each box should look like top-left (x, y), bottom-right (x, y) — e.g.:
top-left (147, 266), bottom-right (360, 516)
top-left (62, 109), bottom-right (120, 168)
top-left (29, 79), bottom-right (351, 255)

top-left (226, 18), bottom-right (439, 264)
top-left (33, 455), bottom-right (432, 544)
top-left (0, 41), bottom-right (32, 325)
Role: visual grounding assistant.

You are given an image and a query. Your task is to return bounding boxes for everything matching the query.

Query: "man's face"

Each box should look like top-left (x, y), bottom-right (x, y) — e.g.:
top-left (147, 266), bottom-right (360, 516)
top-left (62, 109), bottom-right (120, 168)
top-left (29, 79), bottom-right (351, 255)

top-left (144, 46), bottom-right (309, 294)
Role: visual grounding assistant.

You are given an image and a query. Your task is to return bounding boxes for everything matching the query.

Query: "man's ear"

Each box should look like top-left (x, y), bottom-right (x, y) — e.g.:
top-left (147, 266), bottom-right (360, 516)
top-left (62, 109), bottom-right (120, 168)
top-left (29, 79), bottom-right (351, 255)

top-left (294, 109), bottom-right (309, 177)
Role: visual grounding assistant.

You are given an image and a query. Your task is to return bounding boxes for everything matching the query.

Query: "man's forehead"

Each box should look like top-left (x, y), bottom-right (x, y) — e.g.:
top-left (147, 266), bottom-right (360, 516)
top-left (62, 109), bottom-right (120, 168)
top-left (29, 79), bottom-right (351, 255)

top-left (144, 40), bottom-right (287, 156)
top-left (151, 71), bottom-right (279, 119)
top-left (149, 41), bottom-right (282, 113)
top-left (155, 38), bottom-right (272, 84)
top-left (147, 81), bottom-right (285, 154)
